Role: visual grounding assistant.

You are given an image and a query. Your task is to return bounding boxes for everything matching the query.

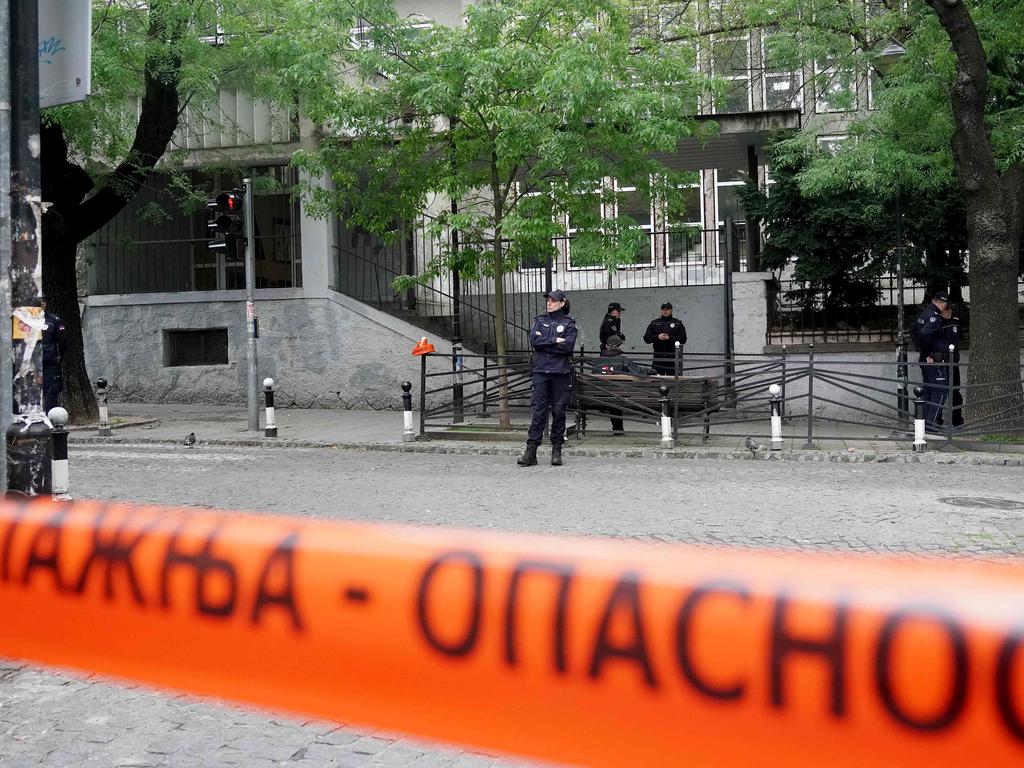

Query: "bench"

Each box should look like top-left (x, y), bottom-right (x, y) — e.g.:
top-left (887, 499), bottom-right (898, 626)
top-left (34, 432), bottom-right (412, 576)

top-left (573, 372), bottom-right (720, 436)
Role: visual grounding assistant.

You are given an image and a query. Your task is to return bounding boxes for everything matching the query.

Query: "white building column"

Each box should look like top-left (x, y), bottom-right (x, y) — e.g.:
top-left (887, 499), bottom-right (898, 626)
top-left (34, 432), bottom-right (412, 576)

top-left (299, 169), bottom-right (334, 290)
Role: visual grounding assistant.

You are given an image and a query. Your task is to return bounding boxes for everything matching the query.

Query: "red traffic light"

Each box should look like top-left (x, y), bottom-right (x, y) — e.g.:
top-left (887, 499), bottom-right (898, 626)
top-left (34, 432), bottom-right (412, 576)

top-left (215, 191), bottom-right (243, 212)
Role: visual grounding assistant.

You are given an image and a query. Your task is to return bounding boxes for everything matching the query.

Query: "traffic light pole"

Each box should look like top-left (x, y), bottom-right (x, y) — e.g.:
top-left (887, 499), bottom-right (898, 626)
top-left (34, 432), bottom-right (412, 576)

top-left (243, 178), bottom-right (258, 433)
top-left (6, 0), bottom-right (51, 495)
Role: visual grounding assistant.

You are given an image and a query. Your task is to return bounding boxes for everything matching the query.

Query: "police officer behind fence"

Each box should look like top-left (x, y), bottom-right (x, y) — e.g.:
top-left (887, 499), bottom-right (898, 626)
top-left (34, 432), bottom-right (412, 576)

top-left (599, 302), bottom-right (625, 352)
top-left (40, 296), bottom-right (67, 414)
top-left (590, 334), bottom-right (655, 435)
top-left (643, 302), bottom-right (687, 375)
top-left (914, 290), bottom-right (951, 427)
top-left (938, 302), bottom-right (964, 427)
top-left (518, 290), bottom-right (578, 467)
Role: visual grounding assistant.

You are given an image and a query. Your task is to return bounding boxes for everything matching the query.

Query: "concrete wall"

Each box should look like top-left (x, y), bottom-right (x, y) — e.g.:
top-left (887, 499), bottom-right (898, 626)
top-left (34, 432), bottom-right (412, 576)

top-left (564, 285), bottom-right (726, 356)
top-left (83, 288), bottom-right (458, 409)
top-left (731, 272), bottom-right (770, 356)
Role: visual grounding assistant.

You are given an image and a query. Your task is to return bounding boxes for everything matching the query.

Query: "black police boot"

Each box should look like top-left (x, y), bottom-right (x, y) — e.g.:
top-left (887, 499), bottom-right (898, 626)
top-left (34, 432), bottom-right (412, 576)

top-left (517, 443), bottom-right (538, 467)
top-left (551, 445), bottom-right (563, 466)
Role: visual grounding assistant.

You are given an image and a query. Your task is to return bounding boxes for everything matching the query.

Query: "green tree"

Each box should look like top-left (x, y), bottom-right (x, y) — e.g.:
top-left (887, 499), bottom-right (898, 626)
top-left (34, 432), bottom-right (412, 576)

top-left (41, 0), bottom-right (368, 420)
top-left (270, 0), bottom-right (709, 424)
top-left (729, 0), bottom-right (1024, 425)
top-left (740, 141), bottom-right (890, 326)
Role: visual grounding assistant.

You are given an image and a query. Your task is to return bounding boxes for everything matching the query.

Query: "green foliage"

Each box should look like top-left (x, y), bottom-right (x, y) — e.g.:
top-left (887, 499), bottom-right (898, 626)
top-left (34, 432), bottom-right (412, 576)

top-left (740, 141), bottom-right (889, 313)
top-left (43, 0), bottom-right (343, 230)
top-left (273, 0), bottom-right (709, 279)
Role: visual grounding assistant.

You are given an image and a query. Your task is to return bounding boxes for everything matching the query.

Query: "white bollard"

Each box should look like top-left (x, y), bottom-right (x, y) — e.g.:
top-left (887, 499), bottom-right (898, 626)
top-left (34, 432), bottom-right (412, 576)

top-left (401, 382), bottom-right (415, 442)
top-left (913, 386), bottom-right (927, 453)
top-left (659, 386), bottom-right (674, 449)
top-left (48, 407), bottom-right (70, 499)
top-left (263, 378), bottom-right (277, 438)
top-left (769, 384), bottom-right (784, 451)
top-left (96, 378), bottom-right (111, 437)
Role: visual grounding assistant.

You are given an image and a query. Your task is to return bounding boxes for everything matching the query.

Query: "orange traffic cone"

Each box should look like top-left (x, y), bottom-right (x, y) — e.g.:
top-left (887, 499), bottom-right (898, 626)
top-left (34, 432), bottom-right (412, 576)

top-left (411, 337), bottom-right (435, 356)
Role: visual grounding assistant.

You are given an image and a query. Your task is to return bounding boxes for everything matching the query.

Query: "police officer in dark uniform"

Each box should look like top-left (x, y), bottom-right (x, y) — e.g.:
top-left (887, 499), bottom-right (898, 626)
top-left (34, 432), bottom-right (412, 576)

top-left (518, 290), bottom-right (578, 467)
top-left (590, 334), bottom-right (655, 435)
top-left (643, 302), bottom-right (687, 375)
top-left (914, 290), bottom-right (950, 427)
top-left (40, 297), bottom-right (67, 414)
top-left (599, 302), bottom-right (625, 352)
top-left (938, 303), bottom-right (964, 427)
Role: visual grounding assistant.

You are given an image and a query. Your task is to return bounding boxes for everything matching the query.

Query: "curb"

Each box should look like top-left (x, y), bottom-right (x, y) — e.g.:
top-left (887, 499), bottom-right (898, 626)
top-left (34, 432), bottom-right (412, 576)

top-left (67, 435), bottom-right (1024, 467)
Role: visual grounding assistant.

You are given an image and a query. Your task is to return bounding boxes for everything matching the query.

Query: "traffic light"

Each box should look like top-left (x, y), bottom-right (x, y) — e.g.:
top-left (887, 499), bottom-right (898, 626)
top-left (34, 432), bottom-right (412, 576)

top-left (207, 189), bottom-right (245, 260)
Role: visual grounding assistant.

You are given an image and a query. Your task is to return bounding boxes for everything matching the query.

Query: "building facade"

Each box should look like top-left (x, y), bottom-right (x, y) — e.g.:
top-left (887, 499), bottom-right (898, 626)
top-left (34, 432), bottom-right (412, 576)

top-left (83, 0), bottom-right (877, 408)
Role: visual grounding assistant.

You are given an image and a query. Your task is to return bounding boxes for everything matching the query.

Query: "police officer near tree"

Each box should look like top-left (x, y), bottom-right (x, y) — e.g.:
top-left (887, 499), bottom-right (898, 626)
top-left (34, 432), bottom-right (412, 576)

top-left (599, 302), bottom-right (625, 352)
top-left (643, 301), bottom-right (687, 375)
top-left (939, 301), bottom-right (964, 427)
top-left (518, 290), bottom-right (578, 467)
top-left (40, 296), bottom-right (67, 414)
top-left (914, 290), bottom-right (951, 427)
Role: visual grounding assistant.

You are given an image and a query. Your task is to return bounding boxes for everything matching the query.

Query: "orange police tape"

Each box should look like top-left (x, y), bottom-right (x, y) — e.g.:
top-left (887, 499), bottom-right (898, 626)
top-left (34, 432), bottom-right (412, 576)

top-left (0, 498), bottom-right (1023, 767)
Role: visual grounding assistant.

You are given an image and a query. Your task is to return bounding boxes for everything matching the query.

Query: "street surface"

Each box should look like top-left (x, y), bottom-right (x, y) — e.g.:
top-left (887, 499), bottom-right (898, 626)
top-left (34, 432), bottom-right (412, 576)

top-left (2, 443), bottom-right (1023, 767)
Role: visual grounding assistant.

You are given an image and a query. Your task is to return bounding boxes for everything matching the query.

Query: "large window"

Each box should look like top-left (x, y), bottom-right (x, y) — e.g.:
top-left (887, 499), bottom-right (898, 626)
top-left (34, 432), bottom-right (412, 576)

top-left (715, 169), bottom-right (748, 264)
top-left (614, 185), bottom-right (655, 267)
top-left (762, 31), bottom-right (803, 110)
top-left (664, 183), bottom-right (704, 265)
top-left (712, 35), bottom-right (751, 113)
top-left (814, 56), bottom-right (858, 113)
top-left (89, 165), bottom-right (302, 295)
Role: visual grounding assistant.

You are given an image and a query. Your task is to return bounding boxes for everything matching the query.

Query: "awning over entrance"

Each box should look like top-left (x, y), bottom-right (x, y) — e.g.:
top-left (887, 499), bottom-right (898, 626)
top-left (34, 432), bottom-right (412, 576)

top-left (649, 108), bottom-right (802, 171)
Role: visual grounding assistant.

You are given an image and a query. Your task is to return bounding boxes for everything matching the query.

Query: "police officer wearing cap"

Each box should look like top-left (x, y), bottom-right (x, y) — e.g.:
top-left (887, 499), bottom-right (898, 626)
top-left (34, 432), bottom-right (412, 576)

top-left (938, 302), bottom-right (964, 427)
top-left (518, 290), bottom-right (578, 467)
top-left (599, 302), bottom-right (625, 352)
top-left (40, 296), bottom-right (67, 413)
top-left (914, 290), bottom-right (951, 427)
top-left (643, 302), bottom-right (687, 375)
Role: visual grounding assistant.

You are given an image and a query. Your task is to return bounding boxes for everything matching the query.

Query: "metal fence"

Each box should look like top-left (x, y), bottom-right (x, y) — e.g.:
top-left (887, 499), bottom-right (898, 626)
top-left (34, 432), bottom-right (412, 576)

top-left (335, 219), bottom-right (752, 352)
top-left (411, 347), bottom-right (1024, 447)
top-left (767, 276), bottom-right (1024, 347)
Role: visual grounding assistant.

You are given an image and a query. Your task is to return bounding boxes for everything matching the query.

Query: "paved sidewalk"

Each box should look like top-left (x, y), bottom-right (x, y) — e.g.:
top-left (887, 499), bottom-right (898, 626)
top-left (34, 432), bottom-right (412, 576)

top-left (69, 402), bottom-right (1024, 466)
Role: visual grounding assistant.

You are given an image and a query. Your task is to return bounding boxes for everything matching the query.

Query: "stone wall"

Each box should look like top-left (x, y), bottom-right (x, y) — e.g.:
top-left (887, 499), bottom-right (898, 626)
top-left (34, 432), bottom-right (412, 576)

top-left (83, 288), bottom-right (456, 409)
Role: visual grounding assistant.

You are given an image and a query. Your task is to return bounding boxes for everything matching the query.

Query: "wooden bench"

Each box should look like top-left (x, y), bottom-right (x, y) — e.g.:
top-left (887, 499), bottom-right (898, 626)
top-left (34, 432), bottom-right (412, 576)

top-left (573, 372), bottom-right (720, 436)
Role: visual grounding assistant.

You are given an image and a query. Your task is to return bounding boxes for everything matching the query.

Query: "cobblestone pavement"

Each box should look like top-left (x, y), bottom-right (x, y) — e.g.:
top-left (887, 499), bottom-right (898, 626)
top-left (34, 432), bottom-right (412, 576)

top-left (3, 445), bottom-right (1024, 767)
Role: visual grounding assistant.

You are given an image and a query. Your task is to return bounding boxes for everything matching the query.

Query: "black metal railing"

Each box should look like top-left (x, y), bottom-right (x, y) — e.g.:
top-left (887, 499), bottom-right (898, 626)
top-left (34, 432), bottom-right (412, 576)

top-left (410, 347), bottom-right (1024, 448)
top-left (335, 217), bottom-right (753, 351)
top-left (765, 275), bottom-right (937, 346)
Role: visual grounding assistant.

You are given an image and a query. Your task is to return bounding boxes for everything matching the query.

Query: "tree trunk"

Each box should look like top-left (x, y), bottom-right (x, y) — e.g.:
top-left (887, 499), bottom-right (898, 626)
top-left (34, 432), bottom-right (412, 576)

top-left (492, 233), bottom-right (511, 427)
top-left (927, 0), bottom-right (1024, 430)
top-left (41, 237), bottom-right (97, 421)
top-left (36, 4), bottom-right (182, 421)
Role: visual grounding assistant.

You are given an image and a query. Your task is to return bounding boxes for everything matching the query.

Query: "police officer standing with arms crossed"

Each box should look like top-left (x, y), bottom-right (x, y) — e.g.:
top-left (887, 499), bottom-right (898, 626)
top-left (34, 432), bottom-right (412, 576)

top-left (643, 302), bottom-right (687, 375)
top-left (518, 290), bottom-right (578, 467)
top-left (599, 302), bottom-right (625, 352)
top-left (914, 290), bottom-right (951, 428)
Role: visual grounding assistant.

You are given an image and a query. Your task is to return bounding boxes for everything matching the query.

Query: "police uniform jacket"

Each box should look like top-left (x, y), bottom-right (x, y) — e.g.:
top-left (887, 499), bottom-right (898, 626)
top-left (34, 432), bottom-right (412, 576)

top-left (41, 312), bottom-right (67, 372)
top-left (914, 304), bottom-right (948, 363)
top-left (599, 314), bottom-right (625, 349)
top-left (530, 310), bottom-right (578, 375)
top-left (643, 315), bottom-right (687, 359)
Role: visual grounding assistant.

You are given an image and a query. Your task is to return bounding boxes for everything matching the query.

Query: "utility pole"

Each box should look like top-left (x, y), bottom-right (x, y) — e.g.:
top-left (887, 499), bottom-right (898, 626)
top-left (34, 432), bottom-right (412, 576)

top-left (0, 0), bottom-right (12, 491)
top-left (243, 177), bottom-right (258, 432)
top-left (6, 0), bottom-right (51, 495)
